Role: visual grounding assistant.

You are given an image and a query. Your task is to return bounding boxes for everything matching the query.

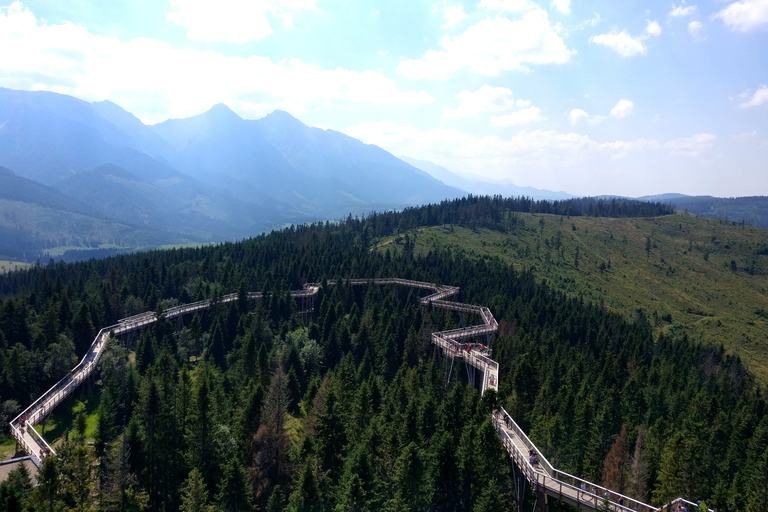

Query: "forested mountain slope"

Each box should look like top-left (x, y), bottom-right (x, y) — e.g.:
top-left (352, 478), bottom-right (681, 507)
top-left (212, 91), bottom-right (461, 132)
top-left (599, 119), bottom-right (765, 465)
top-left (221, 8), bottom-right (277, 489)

top-left (0, 88), bottom-right (466, 257)
top-left (378, 208), bottom-right (768, 383)
top-left (0, 166), bottom-right (191, 261)
top-left (0, 196), bottom-right (765, 511)
top-left (53, 163), bottom-right (280, 241)
top-left (152, 105), bottom-right (464, 218)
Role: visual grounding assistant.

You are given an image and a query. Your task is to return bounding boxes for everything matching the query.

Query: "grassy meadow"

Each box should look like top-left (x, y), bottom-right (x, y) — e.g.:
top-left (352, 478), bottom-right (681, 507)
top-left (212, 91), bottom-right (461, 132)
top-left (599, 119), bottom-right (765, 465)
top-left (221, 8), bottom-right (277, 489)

top-left (0, 260), bottom-right (33, 273)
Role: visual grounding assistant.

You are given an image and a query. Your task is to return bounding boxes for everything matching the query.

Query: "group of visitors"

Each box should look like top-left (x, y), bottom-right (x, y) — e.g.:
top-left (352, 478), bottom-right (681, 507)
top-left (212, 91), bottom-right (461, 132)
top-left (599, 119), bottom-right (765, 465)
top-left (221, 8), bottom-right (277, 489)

top-left (528, 449), bottom-right (539, 467)
top-left (38, 446), bottom-right (51, 460)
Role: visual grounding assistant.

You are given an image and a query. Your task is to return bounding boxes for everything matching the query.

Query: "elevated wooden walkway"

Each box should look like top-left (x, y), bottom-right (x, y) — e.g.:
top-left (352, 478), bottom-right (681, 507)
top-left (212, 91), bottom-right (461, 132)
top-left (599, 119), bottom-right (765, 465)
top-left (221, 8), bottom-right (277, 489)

top-left (7, 277), bottom-right (706, 512)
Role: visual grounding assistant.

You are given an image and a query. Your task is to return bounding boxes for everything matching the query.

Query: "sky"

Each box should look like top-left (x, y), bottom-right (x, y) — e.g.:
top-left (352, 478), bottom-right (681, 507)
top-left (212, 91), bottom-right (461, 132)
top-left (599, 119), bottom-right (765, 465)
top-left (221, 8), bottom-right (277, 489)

top-left (0, 0), bottom-right (767, 197)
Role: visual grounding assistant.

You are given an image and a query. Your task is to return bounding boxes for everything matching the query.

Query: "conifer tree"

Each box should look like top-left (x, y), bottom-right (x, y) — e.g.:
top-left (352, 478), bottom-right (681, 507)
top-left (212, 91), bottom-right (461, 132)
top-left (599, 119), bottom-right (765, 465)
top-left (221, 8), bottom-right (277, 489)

top-left (181, 468), bottom-right (213, 512)
top-left (206, 322), bottom-right (226, 370)
top-left (94, 384), bottom-right (118, 457)
top-left (73, 407), bottom-right (88, 444)
top-left (251, 366), bottom-right (290, 497)
top-left (0, 463), bottom-right (33, 512)
top-left (186, 365), bottom-right (218, 494)
top-left (58, 440), bottom-right (95, 512)
top-left (629, 427), bottom-right (649, 501)
top-left (389, 441), bottom-right (428, 511)
top-left (237, 381), bottom-right (264, 455)
top-left (602, 423), bottom-right (629, 492)
top-left (286, 461), bottom-right (324, 512)
top-left (216, 458), bottom-right (252, 512)
top-left (71, 302), bottom-right (94, 358)
top-left (472, 479), bottom-right (506, 512)
top-left (266, 485), bottom-right (285, 512)
top-left (28, 456), bottom-right (63, 512)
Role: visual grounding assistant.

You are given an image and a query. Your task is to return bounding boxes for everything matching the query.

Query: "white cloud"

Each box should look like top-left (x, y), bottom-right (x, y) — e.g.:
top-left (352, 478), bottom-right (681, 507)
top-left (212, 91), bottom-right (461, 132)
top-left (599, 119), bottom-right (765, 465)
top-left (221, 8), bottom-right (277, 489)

top-left (551, 0), bottom-right (571, 15)
top-left (714, 0), bottom-right (768, 31)
top-left (442, 85), bottom-right (544, 126)
top-left (669, 4), bottom-right (698, 17)
top-left (577, 13), bottom-right (601, 29)
top-left (0, 2), bottom-right (431, 123)
top-left (645, 20), bottom-right (662, 36)
top-left (688, 20), bottom-right (704, 37)
top-left (568, 109), bottom-right (589, 125)
top-left (663, 133), bottom-right (716, 156)
top-left (591, 20), bottom-right (660, 57)
top-left (166, 0), bottom-right (317, 43)
top-left (342, 121), bottom-right (719, 195)
top-left (568, 108), bottom-right (606, 126)
top-left (397, 7), bottom-right (573, 79)
top-left (740, 85), bottom-right (768, 108)
top-left (611, 99), bottom-right (635, 118)
top-left (591, 30), bottom-right (647, 56)
top-left (591, 17), bottom-right (661, 57)
top-left (442, 85), bottom-right (516, 119)
top-left (442, 4), bottom-right (468, 28)
top-left (478, 0), bottom-right (534, 12)
top-left (343, 120), bottom-right (648, 170)
top-left (491, 106), bottom-right (545, 126)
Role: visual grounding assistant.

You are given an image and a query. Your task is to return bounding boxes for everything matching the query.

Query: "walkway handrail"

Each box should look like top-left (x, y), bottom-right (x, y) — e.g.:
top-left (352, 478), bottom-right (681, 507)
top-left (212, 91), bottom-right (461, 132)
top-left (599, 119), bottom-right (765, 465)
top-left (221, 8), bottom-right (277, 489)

top-left (11, 325), bottom-right (117, 428)
top-left (498, 407), bottom-right (556, 477)
top-left (7, 276), bottom-right (707, 511)
top-left (495, 408), bottom-right (712, 512)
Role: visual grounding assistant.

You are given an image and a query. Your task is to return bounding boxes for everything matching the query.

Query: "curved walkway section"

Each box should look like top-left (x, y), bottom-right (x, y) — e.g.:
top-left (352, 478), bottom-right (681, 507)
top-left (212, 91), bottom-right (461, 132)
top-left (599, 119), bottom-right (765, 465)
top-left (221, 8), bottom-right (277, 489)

top-left (9, 279), bottom-right (497, 464)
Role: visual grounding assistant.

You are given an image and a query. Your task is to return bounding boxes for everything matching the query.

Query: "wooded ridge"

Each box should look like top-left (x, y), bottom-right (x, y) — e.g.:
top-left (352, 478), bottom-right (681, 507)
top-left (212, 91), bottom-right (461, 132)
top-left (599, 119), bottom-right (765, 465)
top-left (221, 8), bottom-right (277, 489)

top-left (0, 197), bottom-right (764, 511)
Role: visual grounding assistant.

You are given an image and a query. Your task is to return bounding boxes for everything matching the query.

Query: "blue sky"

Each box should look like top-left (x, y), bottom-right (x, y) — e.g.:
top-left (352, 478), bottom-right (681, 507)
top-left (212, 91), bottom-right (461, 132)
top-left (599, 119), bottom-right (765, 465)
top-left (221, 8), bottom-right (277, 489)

top-left (1, 0), bottom-right (767, 197)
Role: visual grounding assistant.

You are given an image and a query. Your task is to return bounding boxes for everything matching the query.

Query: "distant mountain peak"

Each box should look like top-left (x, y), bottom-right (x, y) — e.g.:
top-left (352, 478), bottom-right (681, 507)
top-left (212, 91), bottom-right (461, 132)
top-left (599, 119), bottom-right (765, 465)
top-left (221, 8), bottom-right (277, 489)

top-left (263, 109), bottom-right (297, 120)
top-left (92, 99), bottom-right (121, 109)
top-left (206, 103), bottom-right (241, 120)
top-left (0, 166), bottom-right (15, 176)
top-left (260, 109), bottom-right (304, 127)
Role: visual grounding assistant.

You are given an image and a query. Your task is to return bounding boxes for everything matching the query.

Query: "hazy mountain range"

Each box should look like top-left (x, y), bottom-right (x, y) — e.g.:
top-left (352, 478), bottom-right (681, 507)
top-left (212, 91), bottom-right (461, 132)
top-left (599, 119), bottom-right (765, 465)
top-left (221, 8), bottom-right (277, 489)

top-left (0, 87), bottom-right (473, 260)
top-left (638, 194), bottom-right (768, 230)
top-left (399, 156), bottom-right (572, 201)
top-left (0, 87), bottom-right (765, 262)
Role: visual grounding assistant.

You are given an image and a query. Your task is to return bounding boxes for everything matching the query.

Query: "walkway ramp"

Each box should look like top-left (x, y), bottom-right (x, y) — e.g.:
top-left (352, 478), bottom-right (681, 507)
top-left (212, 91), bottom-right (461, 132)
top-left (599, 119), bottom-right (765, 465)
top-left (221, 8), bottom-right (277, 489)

top-left (494, 408), bottom-right (708, 512)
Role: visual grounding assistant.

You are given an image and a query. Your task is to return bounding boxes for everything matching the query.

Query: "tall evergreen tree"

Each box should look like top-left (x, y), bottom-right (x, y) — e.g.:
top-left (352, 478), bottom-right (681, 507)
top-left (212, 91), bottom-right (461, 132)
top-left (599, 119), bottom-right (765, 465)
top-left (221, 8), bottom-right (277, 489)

top-left (286, 461), bottom-right (324, 512)
top-left (216, 458), bottom-right (252, 512)
top-left (181, 468), bottom-right (213, 512)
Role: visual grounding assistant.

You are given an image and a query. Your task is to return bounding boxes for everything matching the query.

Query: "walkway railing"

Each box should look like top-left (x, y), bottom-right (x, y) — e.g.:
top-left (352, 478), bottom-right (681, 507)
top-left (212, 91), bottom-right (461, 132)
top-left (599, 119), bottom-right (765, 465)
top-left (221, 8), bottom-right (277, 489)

top-left (10, 325), bottom-right (115, 464)
top-left (494, 408), bottom-right (711, 512)
top-left (5, 276), bottom-right (709, 512)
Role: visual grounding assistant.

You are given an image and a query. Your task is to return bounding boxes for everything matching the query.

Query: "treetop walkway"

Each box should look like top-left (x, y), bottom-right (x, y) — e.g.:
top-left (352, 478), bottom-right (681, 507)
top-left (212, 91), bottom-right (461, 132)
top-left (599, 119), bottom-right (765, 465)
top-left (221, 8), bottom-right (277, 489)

top-left (7, 278), bottom-right (706, 511)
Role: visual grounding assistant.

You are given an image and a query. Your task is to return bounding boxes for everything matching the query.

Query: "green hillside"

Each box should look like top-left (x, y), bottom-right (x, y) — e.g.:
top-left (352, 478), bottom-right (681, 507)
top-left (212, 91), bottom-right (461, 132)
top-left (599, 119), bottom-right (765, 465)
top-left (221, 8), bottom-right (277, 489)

top-left (0, 198), bottom-right (190, 261)
top-left (377, 211), bottom-right (768, 381)
top-left (2, 196), bottom-right (768, 510)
